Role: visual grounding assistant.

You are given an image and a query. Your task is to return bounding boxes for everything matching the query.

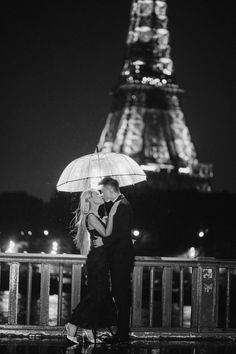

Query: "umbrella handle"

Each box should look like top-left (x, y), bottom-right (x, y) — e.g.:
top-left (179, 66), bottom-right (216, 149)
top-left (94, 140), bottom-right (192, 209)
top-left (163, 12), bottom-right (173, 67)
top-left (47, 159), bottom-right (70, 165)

top-left (95, 145), bottom-right (103, 186)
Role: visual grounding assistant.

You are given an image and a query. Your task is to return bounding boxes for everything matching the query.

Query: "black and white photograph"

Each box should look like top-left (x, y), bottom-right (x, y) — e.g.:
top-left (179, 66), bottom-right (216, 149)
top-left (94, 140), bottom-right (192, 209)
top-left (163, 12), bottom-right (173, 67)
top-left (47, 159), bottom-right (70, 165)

top-left (0, 1), bottom-right (235, 353)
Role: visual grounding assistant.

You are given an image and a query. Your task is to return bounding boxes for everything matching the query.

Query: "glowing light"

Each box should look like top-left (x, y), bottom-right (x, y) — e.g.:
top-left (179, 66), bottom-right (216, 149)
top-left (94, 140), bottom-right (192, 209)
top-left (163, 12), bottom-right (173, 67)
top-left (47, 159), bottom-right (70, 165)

top-left (133, 230), bottom-right (140, 237)
top-left (150, 78), bottom-right (161, 85)
top-left (141, 164), bottom-right (157, 171)
top-left (155, 1), bottom-right (167, 17)
top-left (43, 230), bottom-right (49, 236)
top-left (188, 247), bottom-right (196, 259)
top-left (178, 167), bottom-right (191, 174)
top-left (159, 58), bottom-right (173, 73)
top-left (142, 76), bottom-right (152, 84)
top-left (20, 231), bottom-right (24, 236)
top-left (132, 60), bottom-right (145, 66)
top-left (5, 240), bottom-right (16, 253)
top-left (135, 26), bottom-right (151, 33)
top-left (127, 76), bottom-right (134, 82)
top-left (163, 68), bottom-right (171, 75)
top-left (28, 231), bottom-right (32, 236)
top-left (198, 230), bottom-right (204, 238)
top-left (51, 241), bottom-right (58, 254)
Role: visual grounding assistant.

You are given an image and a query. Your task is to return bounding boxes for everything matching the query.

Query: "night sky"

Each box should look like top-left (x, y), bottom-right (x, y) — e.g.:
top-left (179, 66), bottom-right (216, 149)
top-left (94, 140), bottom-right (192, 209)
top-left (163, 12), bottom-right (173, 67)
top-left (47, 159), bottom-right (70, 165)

top-left (1, 0), bottom-right (235, 201)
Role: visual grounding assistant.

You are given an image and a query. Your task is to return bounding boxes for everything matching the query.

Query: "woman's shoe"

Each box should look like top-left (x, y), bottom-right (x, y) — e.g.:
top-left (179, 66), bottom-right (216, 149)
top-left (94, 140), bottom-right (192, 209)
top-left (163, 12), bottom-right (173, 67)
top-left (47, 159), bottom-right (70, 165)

top-left (82, 329), bottom-right (102, 344)
top-left (63, 323), bottom-right (79, 344)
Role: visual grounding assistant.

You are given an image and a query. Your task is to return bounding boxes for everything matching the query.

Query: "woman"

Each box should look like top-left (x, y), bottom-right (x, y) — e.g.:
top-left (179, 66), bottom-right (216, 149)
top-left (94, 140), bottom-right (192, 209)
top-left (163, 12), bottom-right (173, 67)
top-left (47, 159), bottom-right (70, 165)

top-left (64, 188), bottom-right (119, 344)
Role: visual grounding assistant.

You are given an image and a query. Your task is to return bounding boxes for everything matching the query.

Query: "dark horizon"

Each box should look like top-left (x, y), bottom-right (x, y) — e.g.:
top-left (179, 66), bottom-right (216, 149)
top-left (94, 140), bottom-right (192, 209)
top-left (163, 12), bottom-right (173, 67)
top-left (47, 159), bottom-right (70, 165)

top-left (1, 0), bottom-right (235, 202)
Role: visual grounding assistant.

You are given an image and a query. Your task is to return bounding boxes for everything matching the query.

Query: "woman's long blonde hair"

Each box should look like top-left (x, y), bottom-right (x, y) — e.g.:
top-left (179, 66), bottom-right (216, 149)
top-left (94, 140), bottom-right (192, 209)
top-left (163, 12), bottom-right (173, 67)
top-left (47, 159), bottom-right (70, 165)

top-left (71, 189), bottom-right (96, 256)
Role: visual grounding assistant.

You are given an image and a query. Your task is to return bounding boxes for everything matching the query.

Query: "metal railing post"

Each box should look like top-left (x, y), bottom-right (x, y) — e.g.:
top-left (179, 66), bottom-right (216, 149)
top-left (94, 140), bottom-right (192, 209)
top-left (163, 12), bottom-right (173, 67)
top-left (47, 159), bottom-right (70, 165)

top-left (132, 265), bottom-right (143, 327)
top-left (8, 262), bottom-right (20, 325)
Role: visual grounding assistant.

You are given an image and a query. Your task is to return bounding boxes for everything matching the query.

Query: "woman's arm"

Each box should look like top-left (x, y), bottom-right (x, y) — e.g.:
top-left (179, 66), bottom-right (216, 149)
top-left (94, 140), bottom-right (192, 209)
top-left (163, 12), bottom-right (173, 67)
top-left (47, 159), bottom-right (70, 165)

top-left (103, 201), bottom-right (120, 237)
top-left (88, 202), bottom-right (120, 237)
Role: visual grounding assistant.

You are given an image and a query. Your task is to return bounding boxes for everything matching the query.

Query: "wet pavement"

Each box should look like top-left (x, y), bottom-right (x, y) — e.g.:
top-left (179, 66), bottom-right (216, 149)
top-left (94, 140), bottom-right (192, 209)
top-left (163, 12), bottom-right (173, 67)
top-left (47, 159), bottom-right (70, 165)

top-left (0, 339), bottom-right (236, 354)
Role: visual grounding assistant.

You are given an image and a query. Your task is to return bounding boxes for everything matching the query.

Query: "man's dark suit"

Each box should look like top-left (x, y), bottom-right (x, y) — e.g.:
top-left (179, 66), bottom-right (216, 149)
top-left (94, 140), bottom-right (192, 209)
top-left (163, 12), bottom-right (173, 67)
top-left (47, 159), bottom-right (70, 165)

top-left (102, 194), bottom-right (134, 339)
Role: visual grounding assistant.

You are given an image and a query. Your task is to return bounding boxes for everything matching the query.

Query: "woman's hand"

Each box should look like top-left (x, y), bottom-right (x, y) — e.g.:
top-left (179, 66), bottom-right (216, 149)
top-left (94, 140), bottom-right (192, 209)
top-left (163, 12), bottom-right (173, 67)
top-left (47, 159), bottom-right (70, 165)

top-left (102, 216), bottom-right (108, 224)
top-left (109, 201), bottom-right (120, 216)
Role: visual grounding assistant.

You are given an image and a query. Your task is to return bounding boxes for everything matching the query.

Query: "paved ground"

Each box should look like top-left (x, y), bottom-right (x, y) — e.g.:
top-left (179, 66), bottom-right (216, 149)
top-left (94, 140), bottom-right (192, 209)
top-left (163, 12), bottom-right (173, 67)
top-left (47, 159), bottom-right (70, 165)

top-left (0, 338), bottom-right (236, 354)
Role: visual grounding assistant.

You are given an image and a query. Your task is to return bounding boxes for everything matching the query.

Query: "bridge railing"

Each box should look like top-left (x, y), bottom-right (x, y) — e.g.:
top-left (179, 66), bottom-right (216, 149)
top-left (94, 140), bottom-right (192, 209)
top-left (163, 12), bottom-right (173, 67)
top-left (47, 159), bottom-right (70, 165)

top-left (0, 253), bottom-right (236, 338)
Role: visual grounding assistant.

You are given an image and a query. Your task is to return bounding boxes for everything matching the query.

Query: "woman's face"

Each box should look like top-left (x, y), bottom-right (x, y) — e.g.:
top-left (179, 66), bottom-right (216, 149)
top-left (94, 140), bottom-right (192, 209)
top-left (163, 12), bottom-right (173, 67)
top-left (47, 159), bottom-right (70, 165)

top-left (91, 191), bottom-right (104, 205)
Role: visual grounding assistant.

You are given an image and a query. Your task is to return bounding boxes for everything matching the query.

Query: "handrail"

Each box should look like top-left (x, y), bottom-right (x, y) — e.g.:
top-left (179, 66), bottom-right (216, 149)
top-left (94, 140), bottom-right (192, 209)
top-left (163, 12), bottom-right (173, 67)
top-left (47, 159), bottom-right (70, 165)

top-left (1, 253), bottom-right (236, 266)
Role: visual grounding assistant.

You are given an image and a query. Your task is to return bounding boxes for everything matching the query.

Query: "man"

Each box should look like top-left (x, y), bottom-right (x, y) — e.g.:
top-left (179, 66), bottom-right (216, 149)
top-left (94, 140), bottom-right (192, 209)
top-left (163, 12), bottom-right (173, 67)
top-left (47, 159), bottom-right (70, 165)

top-left (93, 176), bottom-right (134, 344)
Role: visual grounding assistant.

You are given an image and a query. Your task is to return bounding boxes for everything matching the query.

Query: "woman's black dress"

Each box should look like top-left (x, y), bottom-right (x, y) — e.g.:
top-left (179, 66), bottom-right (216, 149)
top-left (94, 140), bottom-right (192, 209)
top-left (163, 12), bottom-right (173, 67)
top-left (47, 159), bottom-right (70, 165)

top-left (69, 213), bottom-right (117, 329)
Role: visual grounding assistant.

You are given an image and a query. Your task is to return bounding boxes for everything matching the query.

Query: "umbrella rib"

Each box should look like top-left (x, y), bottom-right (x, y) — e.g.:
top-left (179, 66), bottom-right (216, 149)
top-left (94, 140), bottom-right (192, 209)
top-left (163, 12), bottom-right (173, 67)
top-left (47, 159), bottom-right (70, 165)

top-left (123, 154), bottom-right (137, 175)
top-left (97, 150), bottom-right (102, 180)
top-left (65, 158), bottom-right (79, 184)
top-left (105, 152), bottom-right (113, 180)
top-left (86, 151), bottom-right (93, 190)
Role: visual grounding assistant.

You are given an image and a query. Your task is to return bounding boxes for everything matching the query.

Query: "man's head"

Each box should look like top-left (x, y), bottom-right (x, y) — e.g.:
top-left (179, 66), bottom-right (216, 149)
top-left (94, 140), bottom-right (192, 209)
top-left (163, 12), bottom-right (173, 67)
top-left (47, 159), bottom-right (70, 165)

top-left (99, 177), bottom-right (120, 202)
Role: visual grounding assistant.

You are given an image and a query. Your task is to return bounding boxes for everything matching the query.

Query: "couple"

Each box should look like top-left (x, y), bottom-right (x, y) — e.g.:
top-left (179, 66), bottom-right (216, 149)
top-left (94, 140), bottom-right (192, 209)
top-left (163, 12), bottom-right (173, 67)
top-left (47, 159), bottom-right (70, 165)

top-left (64, 177), bottom-right (134, 345)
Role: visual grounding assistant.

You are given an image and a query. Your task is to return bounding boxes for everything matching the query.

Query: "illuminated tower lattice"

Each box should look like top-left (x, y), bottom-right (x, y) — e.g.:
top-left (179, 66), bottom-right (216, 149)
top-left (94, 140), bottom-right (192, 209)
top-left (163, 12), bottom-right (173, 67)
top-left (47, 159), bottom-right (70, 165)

top-left (98, 0), bottom-right (213, 191)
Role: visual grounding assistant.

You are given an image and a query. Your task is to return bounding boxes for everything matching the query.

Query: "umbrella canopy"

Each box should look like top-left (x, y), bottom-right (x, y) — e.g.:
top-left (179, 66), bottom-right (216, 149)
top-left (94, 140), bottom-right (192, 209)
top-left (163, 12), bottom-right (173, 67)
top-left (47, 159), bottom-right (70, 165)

top-left (56, 151), bottom-right (146, 192)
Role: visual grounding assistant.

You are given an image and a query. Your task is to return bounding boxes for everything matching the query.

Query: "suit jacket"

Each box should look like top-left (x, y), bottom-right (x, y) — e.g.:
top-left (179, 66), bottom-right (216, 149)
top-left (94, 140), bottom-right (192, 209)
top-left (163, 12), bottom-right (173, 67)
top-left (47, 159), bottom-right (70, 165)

top-left (103, 194), bottom-right (134, 256)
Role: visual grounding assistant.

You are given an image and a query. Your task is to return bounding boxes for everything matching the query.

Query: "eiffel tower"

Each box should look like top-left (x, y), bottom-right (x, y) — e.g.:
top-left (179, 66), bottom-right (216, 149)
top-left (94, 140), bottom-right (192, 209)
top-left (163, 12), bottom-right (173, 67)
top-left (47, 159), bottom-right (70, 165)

top-left (98, 0), bottom-right (213, 191)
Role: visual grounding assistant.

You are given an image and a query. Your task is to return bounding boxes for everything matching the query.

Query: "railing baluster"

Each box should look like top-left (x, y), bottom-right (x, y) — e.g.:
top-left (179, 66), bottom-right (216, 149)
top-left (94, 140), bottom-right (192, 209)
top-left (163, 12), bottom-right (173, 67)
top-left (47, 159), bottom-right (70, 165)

top-left (71, 264), bottom-right (82, 313)
top-left (57, 264), bottom-right (63, 326)
top-left (162, 266), bottom-right (173, 328)
top-left (226, 268), bottom-right (231, 329)
top-left (149, 267), bottom-right (154, 327)
top-left (26, 263), bottom-right (33, 325)
top-left (0, 262), bottom-right (2, 290)
top-left (132, 265), bottom-right (143, 327)
top-left (40, 263), bottom-right (50, 326)
top-left (191, 266), bottom-right (199, 329)
top-left (179, 267), bottom-right (184, 328)
top-left (8, 262), bottom-right (20, 325)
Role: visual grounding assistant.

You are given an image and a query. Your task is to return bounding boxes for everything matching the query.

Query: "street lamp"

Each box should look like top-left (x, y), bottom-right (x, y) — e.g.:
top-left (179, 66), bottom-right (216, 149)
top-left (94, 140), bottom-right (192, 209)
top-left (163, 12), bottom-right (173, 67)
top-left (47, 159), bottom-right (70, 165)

top-left (198, 230), bottom-right (204, 238)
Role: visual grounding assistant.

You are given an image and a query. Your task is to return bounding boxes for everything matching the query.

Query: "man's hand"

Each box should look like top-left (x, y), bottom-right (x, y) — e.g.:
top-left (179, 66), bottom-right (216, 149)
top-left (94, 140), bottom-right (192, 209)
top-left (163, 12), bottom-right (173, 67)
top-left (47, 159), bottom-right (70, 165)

top-left (93, 236), bottom-right (104, 248)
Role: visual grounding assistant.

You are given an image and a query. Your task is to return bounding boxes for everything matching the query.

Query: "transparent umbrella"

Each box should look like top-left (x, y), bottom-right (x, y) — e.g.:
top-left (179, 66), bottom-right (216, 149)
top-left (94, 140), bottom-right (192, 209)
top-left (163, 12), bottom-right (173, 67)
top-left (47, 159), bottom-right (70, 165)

top-left (56, 149), bottom-right (146, 192)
